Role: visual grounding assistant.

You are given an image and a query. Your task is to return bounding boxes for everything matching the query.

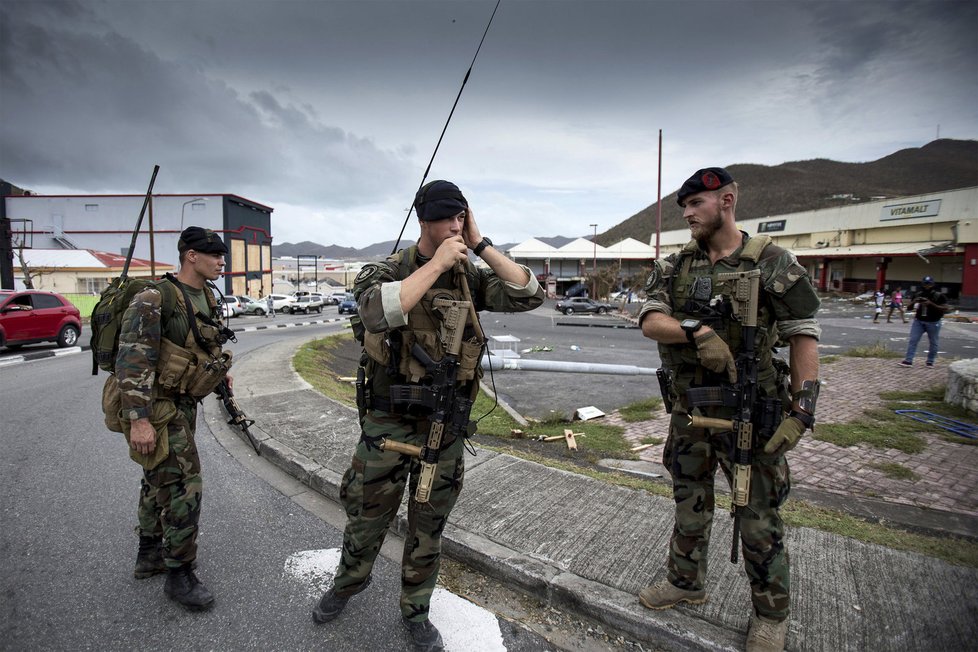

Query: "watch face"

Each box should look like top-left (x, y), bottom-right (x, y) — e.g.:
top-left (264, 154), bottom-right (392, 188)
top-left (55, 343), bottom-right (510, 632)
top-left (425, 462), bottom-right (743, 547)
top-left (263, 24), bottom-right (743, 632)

top-left (681, 319), bottom-right (699, 330)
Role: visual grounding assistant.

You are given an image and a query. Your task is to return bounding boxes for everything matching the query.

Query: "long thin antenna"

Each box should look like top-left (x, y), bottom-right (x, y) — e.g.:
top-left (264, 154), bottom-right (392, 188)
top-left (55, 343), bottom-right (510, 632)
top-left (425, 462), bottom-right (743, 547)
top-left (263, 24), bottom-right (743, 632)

top-left (121, 165), bottom-right (160, 278)
top-left (391, 0), bottom-right (502, 254)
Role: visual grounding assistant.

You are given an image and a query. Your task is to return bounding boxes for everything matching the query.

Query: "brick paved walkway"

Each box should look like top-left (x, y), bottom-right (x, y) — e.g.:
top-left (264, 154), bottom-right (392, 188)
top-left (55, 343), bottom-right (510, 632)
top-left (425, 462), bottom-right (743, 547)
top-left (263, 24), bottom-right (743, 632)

top-left (608, 357), bottom-right (978, 518)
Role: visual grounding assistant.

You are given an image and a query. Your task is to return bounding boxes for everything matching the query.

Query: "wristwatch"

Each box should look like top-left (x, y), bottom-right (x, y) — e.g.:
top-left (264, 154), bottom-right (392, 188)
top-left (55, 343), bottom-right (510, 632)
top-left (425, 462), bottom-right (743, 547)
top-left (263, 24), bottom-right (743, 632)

top-left (680, 319), bottom-right (702, 343)
top-left (473, 237), bottom-right (493, 257)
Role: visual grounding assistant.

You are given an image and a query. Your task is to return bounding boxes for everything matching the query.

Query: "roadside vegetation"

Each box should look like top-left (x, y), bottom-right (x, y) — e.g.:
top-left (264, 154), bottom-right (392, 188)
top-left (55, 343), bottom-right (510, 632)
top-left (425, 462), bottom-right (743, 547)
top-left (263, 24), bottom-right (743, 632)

top-left (843, 340), bottom-right (903, 359)
top-left (294, 333), bottom-right (978, 568)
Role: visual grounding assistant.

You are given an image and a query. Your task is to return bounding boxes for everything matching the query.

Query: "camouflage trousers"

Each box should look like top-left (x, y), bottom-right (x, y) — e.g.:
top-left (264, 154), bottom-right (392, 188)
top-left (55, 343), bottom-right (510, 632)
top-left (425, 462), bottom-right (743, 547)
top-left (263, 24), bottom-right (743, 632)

top-left (334, 409), bottom-right (465, 622)
top-left (137, 401), bottom-right (202, 568)
top-left (663, 412), bottom-right (792, 620)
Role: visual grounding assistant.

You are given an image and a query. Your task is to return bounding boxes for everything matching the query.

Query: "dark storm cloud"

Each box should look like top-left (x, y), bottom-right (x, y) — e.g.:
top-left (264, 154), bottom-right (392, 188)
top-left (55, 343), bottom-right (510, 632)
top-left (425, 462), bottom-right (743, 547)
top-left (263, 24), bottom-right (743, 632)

top-left (0, 0), bottom-right (413, 204)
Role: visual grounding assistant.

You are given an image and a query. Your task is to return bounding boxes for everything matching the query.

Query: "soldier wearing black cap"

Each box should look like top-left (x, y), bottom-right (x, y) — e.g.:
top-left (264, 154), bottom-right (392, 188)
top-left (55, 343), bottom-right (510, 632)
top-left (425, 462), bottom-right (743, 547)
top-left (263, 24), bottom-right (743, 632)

top-left (899, 276), bottom-right (949, 367)
top-left (115, 225), bottom-right (231, 611)
top-left (312, 180), bottom-right (544, 650)
top-left (638, 168), bottom-right (821, 651)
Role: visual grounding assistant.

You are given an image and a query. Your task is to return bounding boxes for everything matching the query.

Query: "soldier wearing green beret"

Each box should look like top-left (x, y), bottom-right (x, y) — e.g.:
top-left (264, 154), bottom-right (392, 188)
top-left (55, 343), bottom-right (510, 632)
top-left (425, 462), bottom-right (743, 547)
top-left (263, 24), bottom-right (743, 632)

top-left (312, 180), bottom-right (544, 650)
top-left (638, 168), bottom-right (821, 652)
top-left (116, 226), bottom-right (232, 611)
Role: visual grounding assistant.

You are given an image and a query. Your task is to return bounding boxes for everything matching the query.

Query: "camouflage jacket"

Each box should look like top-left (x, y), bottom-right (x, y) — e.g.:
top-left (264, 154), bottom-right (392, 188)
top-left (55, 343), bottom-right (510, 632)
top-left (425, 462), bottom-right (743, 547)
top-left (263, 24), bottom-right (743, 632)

top-left (354, 245), bottom-right (544, 334)
top-left (115, 281), bottom-right (215, 419)
top-left (354, 246), bottom-right (544, 399)
top-left (639, 232), bottom-right (820, 390)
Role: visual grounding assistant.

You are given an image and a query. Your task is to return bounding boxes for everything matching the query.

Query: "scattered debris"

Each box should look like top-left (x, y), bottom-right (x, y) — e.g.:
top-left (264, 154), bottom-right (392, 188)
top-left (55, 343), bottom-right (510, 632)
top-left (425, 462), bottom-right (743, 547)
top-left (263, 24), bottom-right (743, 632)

top-left (510, 429), bottom-right (525, 438)
top-left (521, 345), bottom-right (554, 353)
top-left (563, 429), bottom-right (581, 450)
top-left (630, 443), bottom-right (656, 452)
top-left (575, 406), bottom-right (606, 421)
top-left (570, 345), bottom-right (581, 351)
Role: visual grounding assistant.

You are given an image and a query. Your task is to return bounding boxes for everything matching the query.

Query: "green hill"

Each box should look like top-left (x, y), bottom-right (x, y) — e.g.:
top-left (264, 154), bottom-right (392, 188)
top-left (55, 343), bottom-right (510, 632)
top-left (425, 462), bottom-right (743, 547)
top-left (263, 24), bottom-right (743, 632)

top-left (596, 139), bottom-right (978, 247)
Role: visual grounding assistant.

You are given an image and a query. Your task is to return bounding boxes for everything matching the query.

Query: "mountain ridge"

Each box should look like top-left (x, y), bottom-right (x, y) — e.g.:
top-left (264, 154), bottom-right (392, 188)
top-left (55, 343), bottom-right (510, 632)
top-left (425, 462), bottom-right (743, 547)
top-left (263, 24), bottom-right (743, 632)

top-left (274, 139), bottom-right (977, 258)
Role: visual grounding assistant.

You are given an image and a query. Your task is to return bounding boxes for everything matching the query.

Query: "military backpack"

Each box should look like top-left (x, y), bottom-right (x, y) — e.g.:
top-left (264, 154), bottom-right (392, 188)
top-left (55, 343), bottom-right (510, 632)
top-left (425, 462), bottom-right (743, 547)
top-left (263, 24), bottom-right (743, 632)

top-left (90, 276), bottom-right (178, 375)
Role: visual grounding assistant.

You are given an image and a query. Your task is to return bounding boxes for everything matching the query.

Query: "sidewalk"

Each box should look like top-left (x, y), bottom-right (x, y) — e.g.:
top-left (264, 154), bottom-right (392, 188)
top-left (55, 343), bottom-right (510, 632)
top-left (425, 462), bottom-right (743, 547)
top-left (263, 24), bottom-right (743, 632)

top-left (208, 335), bottom-right (978, 651)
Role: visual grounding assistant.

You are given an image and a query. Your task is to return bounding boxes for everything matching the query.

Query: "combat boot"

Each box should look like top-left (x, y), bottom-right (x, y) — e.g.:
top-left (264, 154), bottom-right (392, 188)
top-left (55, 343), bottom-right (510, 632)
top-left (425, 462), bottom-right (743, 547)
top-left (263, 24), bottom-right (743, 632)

top-left (638, 578), bottom-right (707, 610)
top-left (134, 535), bottom-right (166, 579)
top-left (746, 614), bottom-right (788, 652)
top-left (312, 575), bottom-right (371, 624)
top-left (164, 564), bottom-right (214, 611)
top-left (401, 617), bottom-right (445, 652)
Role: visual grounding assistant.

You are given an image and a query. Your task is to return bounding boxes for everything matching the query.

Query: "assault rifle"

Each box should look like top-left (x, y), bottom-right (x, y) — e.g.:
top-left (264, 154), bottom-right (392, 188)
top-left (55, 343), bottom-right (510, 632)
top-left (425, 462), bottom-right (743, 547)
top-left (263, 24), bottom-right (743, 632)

top-left (686, 269), bottom-right (774, 564)
top-left (216, 379), bottom-right (261, 456)
top-left (381, 295), bottom-right (476, 503)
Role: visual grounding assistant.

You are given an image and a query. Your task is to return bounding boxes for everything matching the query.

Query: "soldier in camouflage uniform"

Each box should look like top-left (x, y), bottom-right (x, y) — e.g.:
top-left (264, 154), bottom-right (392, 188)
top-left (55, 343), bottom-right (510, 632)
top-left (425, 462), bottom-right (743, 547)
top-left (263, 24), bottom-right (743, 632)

top-left (312, 180), bottom-right (544, 651)
top-left (637, 169), bottom-right (820, 652)
top-left (117, 226), bottom-right (232, 611)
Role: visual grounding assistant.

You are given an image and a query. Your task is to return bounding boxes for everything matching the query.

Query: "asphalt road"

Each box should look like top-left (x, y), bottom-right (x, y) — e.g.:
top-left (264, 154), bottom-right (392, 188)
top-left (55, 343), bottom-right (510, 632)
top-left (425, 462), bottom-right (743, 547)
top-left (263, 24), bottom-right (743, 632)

top-left (0, 322), bottom-right (557, 651)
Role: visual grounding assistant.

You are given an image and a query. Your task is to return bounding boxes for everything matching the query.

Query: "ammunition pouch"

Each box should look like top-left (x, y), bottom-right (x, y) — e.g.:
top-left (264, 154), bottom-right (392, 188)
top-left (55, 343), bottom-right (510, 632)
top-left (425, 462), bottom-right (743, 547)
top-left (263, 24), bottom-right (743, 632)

top-left (386, 383), bottom-right (476, 442)
top-left (156, 337), bottom-right (233, 399)
top-left (121, 397), bottom-right (177, 471)
top-left (102, 374), bottom-right (125, 434)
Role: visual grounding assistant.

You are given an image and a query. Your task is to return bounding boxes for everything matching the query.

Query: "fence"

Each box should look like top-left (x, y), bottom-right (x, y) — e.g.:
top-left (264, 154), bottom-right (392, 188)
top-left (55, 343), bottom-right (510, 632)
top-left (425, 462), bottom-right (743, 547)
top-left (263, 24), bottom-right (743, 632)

top-left (62, 294), bottom-right (100, 319)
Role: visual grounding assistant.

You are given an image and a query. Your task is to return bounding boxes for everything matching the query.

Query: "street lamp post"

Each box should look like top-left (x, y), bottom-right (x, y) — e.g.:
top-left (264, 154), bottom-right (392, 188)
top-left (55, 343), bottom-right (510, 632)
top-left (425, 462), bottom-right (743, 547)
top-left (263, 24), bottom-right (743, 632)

top-left (180, 197), bottom-right (206, 231)
top-left (590, 223), bottom-right (598, 298)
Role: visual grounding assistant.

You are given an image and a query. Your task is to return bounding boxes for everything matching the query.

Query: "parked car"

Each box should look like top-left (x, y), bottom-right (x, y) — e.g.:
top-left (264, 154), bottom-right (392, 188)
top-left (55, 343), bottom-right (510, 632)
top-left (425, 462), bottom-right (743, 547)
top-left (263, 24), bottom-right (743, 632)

top-left (236, 295), bottom-right (267, 316)
top-left (266, 294), bottom-right (295, 313)
top-left (290, 294), bottom-right (324, 314)
top-left (222, 296), bottom-right (243, 318)
top-left (0, 290), bottom-right (83, 350)
top-left (338, 293), bottom-right (358, 315)
top-left (554, 297), bottom-right (615, 315)
top-left (325, 291), bottom-right (346, 306)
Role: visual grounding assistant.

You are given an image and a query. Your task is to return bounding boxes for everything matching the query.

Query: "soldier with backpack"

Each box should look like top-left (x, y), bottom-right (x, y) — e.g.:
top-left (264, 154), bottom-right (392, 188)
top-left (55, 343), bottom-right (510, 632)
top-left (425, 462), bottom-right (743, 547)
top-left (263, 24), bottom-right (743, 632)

top-left (112, 226), bottom-right (233, 611)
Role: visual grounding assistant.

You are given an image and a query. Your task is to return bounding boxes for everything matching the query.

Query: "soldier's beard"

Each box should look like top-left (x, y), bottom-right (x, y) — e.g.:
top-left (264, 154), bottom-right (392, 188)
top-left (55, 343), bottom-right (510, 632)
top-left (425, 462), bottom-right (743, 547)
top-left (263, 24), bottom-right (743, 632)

top-left (691, 208), bottom-right (723, 244)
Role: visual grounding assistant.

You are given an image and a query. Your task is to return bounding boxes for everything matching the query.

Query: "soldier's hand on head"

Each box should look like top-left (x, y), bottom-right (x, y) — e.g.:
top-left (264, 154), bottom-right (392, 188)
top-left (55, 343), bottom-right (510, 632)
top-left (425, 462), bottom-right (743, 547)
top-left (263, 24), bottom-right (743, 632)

top-left (433, 235), bottom-right (469, 273)
top-left (460, 208), bottom-right (482, 249)
top-left (130, 418), bottom-right (157, 456)
top-left (763, 416), bottom-right (806, 455)
top-left (693, 329), bottom-right (737, 383)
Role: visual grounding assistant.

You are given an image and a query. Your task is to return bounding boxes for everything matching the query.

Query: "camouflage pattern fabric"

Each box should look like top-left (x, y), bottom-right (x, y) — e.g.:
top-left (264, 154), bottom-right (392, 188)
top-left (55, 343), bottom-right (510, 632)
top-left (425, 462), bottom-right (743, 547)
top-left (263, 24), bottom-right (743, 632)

top-left (640, 232), bottom-right (819, 622)
top-left (663, 413), bottom-right (791, 620)
top-left (137, 400), bottom-right (202, 567)
top-left (334, 410), bottom-right (464, 622)
top-left (118, 280), bottom-right (214, 566)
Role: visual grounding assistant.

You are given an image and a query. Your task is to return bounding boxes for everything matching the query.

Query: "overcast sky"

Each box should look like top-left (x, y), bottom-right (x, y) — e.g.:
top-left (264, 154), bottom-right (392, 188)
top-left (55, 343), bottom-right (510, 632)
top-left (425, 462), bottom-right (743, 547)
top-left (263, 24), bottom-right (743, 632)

top-left (2, 0), bottom-right (976, 248)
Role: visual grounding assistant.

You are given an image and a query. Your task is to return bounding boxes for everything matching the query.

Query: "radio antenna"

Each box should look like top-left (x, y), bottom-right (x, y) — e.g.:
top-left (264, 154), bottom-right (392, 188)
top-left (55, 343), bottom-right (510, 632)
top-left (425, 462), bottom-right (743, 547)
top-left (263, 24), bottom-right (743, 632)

top-left (391, 0), bottom-right (502, 254)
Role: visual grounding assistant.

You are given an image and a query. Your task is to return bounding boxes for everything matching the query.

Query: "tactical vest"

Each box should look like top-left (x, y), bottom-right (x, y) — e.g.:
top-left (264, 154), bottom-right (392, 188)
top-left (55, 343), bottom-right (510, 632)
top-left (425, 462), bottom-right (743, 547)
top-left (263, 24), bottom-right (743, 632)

top-left (153, 278), bottom-right (233, 400)
top-left (361, 247), bottom-right (484, 399)
top-left (660, 235), bottom-right (779, 394)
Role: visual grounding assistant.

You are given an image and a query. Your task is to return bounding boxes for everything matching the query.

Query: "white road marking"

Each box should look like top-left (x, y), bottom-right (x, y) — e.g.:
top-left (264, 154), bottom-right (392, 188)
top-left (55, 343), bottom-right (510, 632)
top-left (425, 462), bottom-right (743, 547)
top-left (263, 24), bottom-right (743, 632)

top-left (283, 548), bottom-right (507, 651)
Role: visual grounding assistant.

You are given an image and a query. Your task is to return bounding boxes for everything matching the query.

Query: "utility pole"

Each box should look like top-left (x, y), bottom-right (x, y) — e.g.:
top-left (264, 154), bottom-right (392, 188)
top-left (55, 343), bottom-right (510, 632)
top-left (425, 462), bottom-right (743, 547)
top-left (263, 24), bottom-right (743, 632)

top-left (656, 129), bottom-right (662, 259)
top-left (590, 223), bottom-right (598, 298)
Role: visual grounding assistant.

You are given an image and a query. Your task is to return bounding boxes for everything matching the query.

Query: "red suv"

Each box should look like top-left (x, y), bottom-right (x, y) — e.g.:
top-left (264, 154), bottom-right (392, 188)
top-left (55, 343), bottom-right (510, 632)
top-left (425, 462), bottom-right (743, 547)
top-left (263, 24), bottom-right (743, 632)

top-left (0, 290), bottom-right (83, 350)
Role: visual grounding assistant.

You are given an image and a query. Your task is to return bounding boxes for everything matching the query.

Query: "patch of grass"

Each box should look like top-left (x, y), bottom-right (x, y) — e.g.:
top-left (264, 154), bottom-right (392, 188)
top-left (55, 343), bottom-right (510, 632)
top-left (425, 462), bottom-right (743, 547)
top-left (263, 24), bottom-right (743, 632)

top-left (292, 332), bottom-right (357, 405)
top-left (820, 355), bottom-right (841, 364)
top-left (868, 462), bottom-right (920, 481)
top-left (844, 340), bottom-right (903, 358)
top-left (814, 422), bottom-right (926, 454)
top-left (814, 384), bottom-right (978, 453)
top-left (618, 397), bottom-right (664, 423)
top-left (292, 335), bottom-right (978, 568)
top-left (640, 436), bottom-right (664, 446)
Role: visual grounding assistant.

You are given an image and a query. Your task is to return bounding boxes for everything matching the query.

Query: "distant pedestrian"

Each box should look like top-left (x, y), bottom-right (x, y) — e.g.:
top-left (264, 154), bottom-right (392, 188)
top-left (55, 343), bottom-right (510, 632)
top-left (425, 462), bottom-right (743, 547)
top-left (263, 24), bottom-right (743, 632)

top-left (266, 293), bottom-right (275, 318)
top-left (886, 287), bottom-right (907, 323)
top-left (871, 289), bottom-right (885, 323)
top-left (638, 167), bottom-right (820, 652)
top-left (899, 276), bottom-right (949, 367)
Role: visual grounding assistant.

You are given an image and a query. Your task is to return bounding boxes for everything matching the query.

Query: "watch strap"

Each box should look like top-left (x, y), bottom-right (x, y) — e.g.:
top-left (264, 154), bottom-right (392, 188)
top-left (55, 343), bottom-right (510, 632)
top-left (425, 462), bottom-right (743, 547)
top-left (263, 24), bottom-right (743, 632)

top-left (473, 237), bottom-right (492, 257)
top-left (789, 409), bottom-right (815, 430)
